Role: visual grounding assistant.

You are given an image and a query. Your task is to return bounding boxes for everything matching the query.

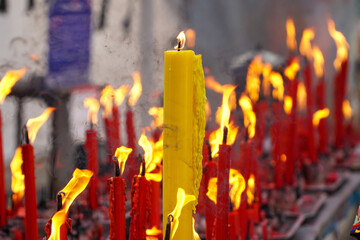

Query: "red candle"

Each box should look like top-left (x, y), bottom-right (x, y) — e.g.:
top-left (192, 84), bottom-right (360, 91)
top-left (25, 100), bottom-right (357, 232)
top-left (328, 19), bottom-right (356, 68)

top-left (108, 176), bottom-right (126, 240)
top-left (215, 143), bottom-right (230, 240)
top-left (271, 102), bottom-right (283, 188)
top-left (0, 110), bottom-right (6, 227)
top-left (104, 116), bottom-right (117, 163)
top-left (204, 159), bottom-right (217, 240)
top-left (238, 198), bottom-right (248, 240)
top-left (112, 106), bottom-right (121, 146)
top-left (334, 59), bottom-right (348, 149)
top-left (254, 101), bottom-right (267, 154)
top-left (85, 128), bottom-right (98, 209)
top-left (149, 179), bottom-right (161, 230)
top-left (22, 143), bottom-right (38, 240)
top-left (229, 210), bottom-right (240, 239)
top-left (125, 109), bottom-right (137, 182)
top-left (316, 79), bottom-right (328, 153)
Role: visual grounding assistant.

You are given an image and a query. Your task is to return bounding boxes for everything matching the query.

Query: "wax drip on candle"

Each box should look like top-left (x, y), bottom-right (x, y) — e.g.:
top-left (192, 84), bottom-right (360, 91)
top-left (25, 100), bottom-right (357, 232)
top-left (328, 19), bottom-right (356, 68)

top-left (113, 156), bottom-right (120, 177)
top-left (206, 140), bottom-right (212, 161)
top-left (223, 126), bottom-right (228, 145)
top-left (164, 214), bottom-right (174, 240)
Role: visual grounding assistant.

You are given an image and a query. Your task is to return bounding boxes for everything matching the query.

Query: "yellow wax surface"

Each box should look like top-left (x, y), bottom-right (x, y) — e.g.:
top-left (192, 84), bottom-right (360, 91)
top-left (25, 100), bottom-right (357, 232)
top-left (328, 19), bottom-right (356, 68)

top-left (163, 50), bottom-right (206, 239)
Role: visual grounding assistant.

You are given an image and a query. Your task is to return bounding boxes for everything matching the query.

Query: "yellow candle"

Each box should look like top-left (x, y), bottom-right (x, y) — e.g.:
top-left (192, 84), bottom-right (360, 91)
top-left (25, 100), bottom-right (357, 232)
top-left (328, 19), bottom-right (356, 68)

top-left (163, 32), bottom-right (206, 239)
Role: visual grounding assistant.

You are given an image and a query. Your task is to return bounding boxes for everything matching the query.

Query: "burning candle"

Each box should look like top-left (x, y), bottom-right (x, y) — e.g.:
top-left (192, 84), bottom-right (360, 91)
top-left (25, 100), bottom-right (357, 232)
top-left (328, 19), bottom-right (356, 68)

top-left (163, 31), bottom-right (206, 239)
top-left (328, 18), bottom-right (349, 149)
top-left (229, 169), bottom-right (246, 239)
top-left (23, 107), bottom-right (55, 239)
top-left (108, 146), bottom-right (132, 240)
top-left (83, 97), bottom-right (100, 209)
top-left (204, 156), bottom-right (217, 239)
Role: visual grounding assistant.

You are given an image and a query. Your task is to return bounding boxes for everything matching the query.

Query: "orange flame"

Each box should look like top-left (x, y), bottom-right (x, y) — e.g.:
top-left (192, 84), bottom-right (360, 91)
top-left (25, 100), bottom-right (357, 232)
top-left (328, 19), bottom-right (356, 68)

top-left (281, 154), bottom-right (287, 163)
top-left (49, 169), bottom-right (93, 240)
top-left (221, 85), bottom-right (237, 132)
top-left (146, 227), bottom-right (162, 240)
top-left (205, 75), bottom-right (223, 93)
top-left (328, 19), bottom-right (349, 71)
top-left (185, 29), bottom-right (196, 49)
top-left (148, 107), bottom-right (164, 129)
top-left (229, 169), bottom-right (246, 210)
top-left (26, 107), bottom-right (55, 144)
top-left (209, 122), bottom-right (238, 158)
top-left (312, 46), bottom-right (324, 79)
top-left (246, 55), bottom-right (263, 103)
top-left (343, 99), bottom-right (352, 120)
top-left (0, 68), bottom-right (26, 104)
top-left (297, 82), bottom-right (307, 111)
top-left (262, 63), bottom-right (272, 97)
top-left (269, 72), bottom-right (284, 101)
top-left (174, 31), bottom-right (186, 50)
top-left (206, 177), bottom-right (217, 205)
top-left (283, 96), bottom-right (293, 115)
top-left (247, 174), bottom-right (255, 205)
top-left (114, 85), bottom-right (130, 106)
top-left (192, 217), bottom-right (200, 240)
top-left (205, 100), bottom-right (211, 122)
top-left (284, 58), bottom-right (300, 81)
top-left (169, 188), bottom-right (196, 239)
top-left (313, 108), bottom-right (330, 127)
top-left (10, 147), bottom-right (24, 204)
top-left (100, 85), bottom-right (114, 118)
top-left (286, 18), bottom-right (297, 52)
top-left (239, 94), bottom-right (256, 138)
top-left (115, 146), bottom-right (133, 175)
top-left (299, 28), bottom-right (315, 60)
top-left (83, 97), bottom-right (100, 125)
top-left (128, 72), bottom-right (142, 107)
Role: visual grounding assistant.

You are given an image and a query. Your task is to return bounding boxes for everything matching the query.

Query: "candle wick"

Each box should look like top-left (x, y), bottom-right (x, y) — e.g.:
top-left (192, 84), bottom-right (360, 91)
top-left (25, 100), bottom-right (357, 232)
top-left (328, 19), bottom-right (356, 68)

top-left (205, 140), bottom-right (212, 161)
top-left (222, 126), bottom-right (228, 145)
top-left (57, 191), bottom-right (66, 211)
top-left (164, 214), bottom-right (174, 240)
top-left (23, 125), bottom-right (30, 145)
top-left (177, 41), bottom-right (181, 51)
top-left (140, 155), bottom-right (145, 177)
top-left (113, 156), bottom-right (120, 177)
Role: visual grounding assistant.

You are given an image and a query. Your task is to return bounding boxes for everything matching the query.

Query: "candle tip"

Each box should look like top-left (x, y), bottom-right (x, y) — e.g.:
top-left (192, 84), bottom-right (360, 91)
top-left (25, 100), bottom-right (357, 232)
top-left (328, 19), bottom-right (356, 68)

top-left (222, 126), bottom-right (228, 145)
top-left (113, 156), bottom-right (120, 177)
top-left (57, 191), bottom-right (65, 211)
top-left (22, 125), bottom-right (30, 145)
top-left (140, 155), bottom-right (146, 177)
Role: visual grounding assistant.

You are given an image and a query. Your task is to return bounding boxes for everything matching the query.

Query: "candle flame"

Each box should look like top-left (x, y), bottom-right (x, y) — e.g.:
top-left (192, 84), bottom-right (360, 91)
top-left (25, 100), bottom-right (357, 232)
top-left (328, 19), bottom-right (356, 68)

top-left (283, 96), bottom-right (293, 115)
top-left (281, 154), bottom-right (287, 162)
top-left (209, 122), bottom-right (238, 158)
top-left (206, 177), bottom-right (217, 205)
top-left (83, 97), bottom-right (100, 125)
top-left (148, 106), bottom-right (164, 129)
top-left (26, 107), bottom-right (55, 144)
top-left (343, 99), bottom-right (352, 120)
top-left (139, 132), bottom-right (153, 171)
top-left (128, 72), bottom-right (142, 107)
top-left (100, 85), bottom-right (114, 118)
top-left (229, 169), bottom-right (246, 210)
top-left (169, 188), bottom-right (196, 239)
top-left (312, 46), bottom-right (324, 79)
top-left (49, 169), bottom-right (93, 240)
top-left (269, 72), bottom-right (284, 101)
top-left (10, 147), bottom-right (24, 205)
top-left (239, 94), bottom-right (256, 139)
top-left (299, 28), bottom-right (315, 60)
top-left (247, 173), bottom-right (255, 205)
top-left (286, 18), bottom-right (297, 52)
top-left (284, 58), bottom-right (300, 81)
top-left (185, 29), bottom-right (196, 49)
top-left (205, 75), bottom-right (223, 93)
top-left (297, 82), bottom-right (307, 112)
top-left (246, 56), bottom-right (263, 103)
top-left (0, 68), bottom-right (26, 104)
top-left (312, 108), bottom-right (330, 127)
top-left (262, 63), bottom-right (272, 97)
top-left (205, 100), bottom-right (212, 122)
top-left (114, 85), bottom-right (130, 106)
top-left (174, 31), bottom-right (186, 50)
top-left (221, 85), bottom-right (237, 134)
top-left (115, 146), bottom-right (133, 175)
top-left (146, 226), bottom-right (162, 240)
top-left (192, 217), bottom-right (200, 240)
top-left (328, 18), bottom-right (349, 71)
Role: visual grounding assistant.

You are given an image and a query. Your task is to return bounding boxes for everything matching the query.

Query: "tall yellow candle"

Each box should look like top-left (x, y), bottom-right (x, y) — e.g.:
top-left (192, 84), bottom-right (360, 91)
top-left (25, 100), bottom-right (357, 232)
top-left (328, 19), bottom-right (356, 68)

top-left (163, 31), bottom-right (206, 239)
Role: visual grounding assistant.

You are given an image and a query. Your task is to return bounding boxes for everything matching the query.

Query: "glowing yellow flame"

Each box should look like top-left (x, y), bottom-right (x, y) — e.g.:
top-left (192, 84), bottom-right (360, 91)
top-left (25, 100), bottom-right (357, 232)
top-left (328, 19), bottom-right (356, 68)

top-left (26, 107), bottom-right (55, 144)
top-left (284, 96), bottom-right (293, 115)
top-left (239, 94), bottom-right (256, 138)
top-left (146, 227), bottom-right (162, 240)
top-left (221, 85), bottom-right (237, 132)
top-left (169, 188), bottom-right (196, 239)
top-left (343, 99), bottom-right (352, 120)
top-left (246, 55), bottom-right (263, 103)
top-left (0, 68), bottom-right (26, 104)
top-left (284, 59), bottom-right (300, 81)
top-left (174, 31), bottom-right (186, 50)
top-left (209, 122), bottom-right (238, 158)
top-left (299, 28), bottom-right (315, 60)
top-left (297, 82), bottom-right (307, 111)
top-left (49, 169), bottom-right (93, 240)
top-left (269, 72), bottom-right (284, 101)
top-left (192, 217), bottom-right (200, 240)
top-left (10, 147), bottom-right (24, 205)
top-left (328, 19), bottom-right (349, 71)
top-left (128, 72), bottom-right (142, 107)
top-left (313, 108), bottom-right (330, 127)
top-left (206, 177), bottom-right (217, 205)
top-left (312, 46), bottom-right (324, 78)
top-left (114, 85), bottom-right (130, 106)
top-left (229, 169), bottom-right (246, 210)
top-left (83, 97), bottom-right (100, 125)
top-left (139, 132), bottom-right (153, 171)
top-left (148, 107), bottom-right (164, 129)
top-left (115, 146), bottom-right (133, 175)
top-left (281, 154), bottom-right (287, 163)
top-left (247, 174), bottom-right (255, 205)
top-left (286, 18), bottom-right (297, 51)
top-left (262, 63), bottom-right (272, 97)
top-left (100, 85), bottom-right (114, 118)
top-left (185, 29), bottom-right (196, 49)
